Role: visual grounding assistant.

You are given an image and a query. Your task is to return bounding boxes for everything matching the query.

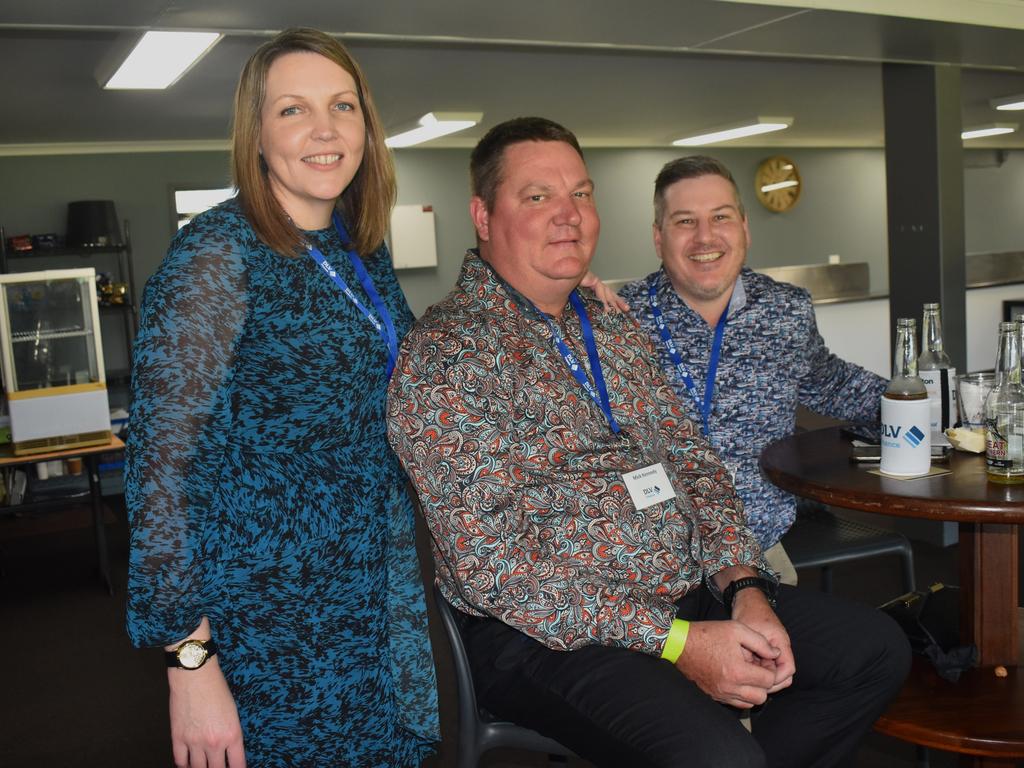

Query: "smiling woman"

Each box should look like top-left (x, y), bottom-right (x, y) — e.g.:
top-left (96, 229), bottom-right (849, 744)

top-left (258, 51), bottom-right (366, 230)
top-left (230, 29), bottom-right (395, 260)
top-left (125, 27), bottom-right (438, 768)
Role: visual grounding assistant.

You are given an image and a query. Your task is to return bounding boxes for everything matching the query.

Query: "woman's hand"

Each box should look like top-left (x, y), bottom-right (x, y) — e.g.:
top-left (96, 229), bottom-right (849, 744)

top-left (166, 619), bottom-right (246, 768)
top-left (167, 658), bottom-right (246, 768)
top-left (580, 271), bottom-right (630, 313)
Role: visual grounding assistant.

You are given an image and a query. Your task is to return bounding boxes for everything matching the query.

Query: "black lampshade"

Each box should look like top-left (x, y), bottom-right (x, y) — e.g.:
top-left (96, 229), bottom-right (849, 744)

top-left (66, 200), bottom-right (123, 247)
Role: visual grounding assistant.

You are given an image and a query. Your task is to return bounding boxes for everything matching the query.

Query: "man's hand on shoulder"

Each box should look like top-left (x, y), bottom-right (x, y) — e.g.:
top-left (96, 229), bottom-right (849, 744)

top-left (579, 271), bottom-right (630, 313)
top-left (730, 588), bottom-right (795, 694)
top-left (674, 619), bottom-right (780, 708)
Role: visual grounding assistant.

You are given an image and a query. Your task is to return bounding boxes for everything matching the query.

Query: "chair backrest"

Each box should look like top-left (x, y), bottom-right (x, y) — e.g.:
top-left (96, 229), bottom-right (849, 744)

top-left (432, 582), bottom-right (579, 766)
top-left (433, 583), bottom-right (486, 730)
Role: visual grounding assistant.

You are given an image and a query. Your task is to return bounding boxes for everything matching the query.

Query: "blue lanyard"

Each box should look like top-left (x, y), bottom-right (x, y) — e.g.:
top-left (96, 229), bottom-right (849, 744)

top-left (531, 290), bottom-right (621, 434)
top-left (305, 213), bottom-right (399, 377)
top-left (647, 276), bottom-right (728, 438)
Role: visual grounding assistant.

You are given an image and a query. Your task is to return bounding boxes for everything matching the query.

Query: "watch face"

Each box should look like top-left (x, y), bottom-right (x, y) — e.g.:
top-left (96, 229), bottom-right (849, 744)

top-left (177, 641), bottom-right (208, 669)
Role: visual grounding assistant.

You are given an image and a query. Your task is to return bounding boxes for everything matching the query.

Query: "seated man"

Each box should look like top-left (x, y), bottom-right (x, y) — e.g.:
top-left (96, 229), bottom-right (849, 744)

top-left (387, 117), bottom-right (909, 768)
top-left (619, 156), bottom-right (888, 582)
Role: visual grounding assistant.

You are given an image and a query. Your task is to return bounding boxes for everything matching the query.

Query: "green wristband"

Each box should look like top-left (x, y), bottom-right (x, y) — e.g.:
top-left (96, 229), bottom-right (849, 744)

top-left (660, 618), bottom-right (690, 663)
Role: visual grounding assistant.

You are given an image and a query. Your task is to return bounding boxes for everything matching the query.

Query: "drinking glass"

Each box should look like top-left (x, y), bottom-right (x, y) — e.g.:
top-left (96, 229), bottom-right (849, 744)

top-left (956, 372), bottom-right (995, 431)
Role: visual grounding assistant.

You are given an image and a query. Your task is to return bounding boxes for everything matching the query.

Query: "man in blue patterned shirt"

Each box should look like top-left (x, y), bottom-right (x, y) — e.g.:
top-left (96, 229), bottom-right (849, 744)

top-left (620, 156), bottom-right (887, 580)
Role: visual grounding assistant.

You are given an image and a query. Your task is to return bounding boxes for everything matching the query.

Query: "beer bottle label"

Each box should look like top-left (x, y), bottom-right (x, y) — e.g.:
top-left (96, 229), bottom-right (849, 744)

top-left (920, 368), bottom-right (956, 432)
top-left (986, 435), bottom-right (1012, 468)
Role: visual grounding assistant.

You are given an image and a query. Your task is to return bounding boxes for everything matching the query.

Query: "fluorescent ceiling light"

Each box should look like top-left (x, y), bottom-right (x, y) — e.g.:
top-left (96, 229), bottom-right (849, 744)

top-left (385, 112), bottom-right (482, 148)
top-left (961, 123), bottom-right (1017, 140)
top-left (104, 31), bottom-right (222, 90)
top-left (992, 95), bottom-right (1024, 111)
top-left (673, 117), bottom-right (793, 146)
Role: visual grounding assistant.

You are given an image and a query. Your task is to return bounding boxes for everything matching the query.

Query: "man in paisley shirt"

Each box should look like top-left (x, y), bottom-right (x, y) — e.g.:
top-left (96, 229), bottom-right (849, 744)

top-left (387, 118), bottom-right (908, 767)
top-left (619, 156), bottom-right (888, 583)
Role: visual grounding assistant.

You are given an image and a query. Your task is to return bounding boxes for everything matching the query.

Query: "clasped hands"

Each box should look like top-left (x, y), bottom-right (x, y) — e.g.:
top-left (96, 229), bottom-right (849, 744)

top-left (675, 588), bottom-right (795, 709)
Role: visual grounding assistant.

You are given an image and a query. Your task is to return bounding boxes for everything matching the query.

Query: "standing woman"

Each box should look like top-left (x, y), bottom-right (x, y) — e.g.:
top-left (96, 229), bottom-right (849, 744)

top-left (126, 28), bottom-right (438, 767)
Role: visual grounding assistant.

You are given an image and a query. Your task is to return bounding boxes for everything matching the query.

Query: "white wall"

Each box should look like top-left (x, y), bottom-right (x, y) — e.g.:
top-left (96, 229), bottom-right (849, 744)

top-left (966, 283), bottom-right (1024, 372)
top-left (812, 283), bottom-right (1024, 383)
top-left (814, 298), bottom-right (891, 377)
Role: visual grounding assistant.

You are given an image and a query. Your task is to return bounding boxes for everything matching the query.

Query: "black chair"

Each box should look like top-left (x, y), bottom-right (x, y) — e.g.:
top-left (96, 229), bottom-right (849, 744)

top-left (431, 583), bottom-right (578, 768)
top-left (782, 501), bottom-right (916, 593)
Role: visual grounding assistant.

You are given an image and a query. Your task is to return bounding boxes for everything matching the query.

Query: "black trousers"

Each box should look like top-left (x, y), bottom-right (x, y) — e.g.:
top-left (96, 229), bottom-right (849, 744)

top-left (461, 585), bottom-right (911, 768)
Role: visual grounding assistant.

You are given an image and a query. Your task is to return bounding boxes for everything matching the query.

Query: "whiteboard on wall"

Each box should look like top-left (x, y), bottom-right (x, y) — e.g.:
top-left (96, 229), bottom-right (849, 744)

top-left (390, 204), bottom-right (437, 269)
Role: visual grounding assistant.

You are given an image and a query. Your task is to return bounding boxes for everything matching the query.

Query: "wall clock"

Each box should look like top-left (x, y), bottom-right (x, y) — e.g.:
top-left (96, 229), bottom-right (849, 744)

top-left (755, 156), bottom-right (801, 213)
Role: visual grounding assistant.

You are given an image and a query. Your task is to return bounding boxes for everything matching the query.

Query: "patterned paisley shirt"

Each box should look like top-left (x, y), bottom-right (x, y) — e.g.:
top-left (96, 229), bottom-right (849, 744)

top-left (620, 267), bottom-right (888, 548)
top-left (387, 253), bottom-right (770, 657)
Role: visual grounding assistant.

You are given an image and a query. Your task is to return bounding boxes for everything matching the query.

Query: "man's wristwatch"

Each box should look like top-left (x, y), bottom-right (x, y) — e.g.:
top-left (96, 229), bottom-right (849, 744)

top-left (723, 576), bottom-right (778, 610)
top-left (165, 638), bottom-right (218, 670)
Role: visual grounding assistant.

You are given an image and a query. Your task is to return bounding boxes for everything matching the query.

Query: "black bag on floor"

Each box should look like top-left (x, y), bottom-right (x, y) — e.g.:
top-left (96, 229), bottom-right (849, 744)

top-left (879, 583), bottom-right (978, 682)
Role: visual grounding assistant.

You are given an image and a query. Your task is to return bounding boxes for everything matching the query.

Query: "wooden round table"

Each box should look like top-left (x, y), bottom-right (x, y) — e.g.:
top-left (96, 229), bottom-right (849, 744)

top-left (760, 427), bottom-right (1024, 766)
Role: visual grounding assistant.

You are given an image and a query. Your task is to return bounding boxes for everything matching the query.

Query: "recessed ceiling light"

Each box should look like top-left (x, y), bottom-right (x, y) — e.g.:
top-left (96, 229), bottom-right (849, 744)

top-left (672, 117), bottom-right (793, 146)
top-left (961, 123), bottom-right (1017, 140)
top-left (385, 112), bottom-right (482, 148)
top-left (991, 95), bottom-right (1024, 111)
top-left (103, 31), bottom-right (222, 90)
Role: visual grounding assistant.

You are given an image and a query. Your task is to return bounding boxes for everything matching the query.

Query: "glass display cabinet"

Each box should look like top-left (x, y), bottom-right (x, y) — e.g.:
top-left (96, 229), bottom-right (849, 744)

top-left (0, 268), bottom-right (111, 455)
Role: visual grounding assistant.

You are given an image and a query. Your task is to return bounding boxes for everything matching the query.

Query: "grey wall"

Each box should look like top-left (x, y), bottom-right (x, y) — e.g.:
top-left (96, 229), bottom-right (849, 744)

top-left (0, 150), bottom-right (233, 371)
top-left (0, 146), bottom-right (1020, 321)
top-left (964, 150), bottom-right (1024, 255)
top-left (392, 146), bottom-right (892, 315)
top-left (391, 150), bottom-right (476, 318)
top-left (585, 147), bottom-right (890, 292)
top-left (0, 151), bottom-right (233, 280)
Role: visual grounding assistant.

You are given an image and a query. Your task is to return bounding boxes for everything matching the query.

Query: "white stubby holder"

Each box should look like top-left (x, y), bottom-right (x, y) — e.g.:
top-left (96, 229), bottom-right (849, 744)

top-left (880, 395), bottom-right (932, 476)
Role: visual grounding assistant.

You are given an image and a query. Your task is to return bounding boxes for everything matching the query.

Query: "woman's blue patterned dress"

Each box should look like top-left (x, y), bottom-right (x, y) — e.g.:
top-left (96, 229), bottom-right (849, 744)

top-left (125, 200), bottom-right (438, 766)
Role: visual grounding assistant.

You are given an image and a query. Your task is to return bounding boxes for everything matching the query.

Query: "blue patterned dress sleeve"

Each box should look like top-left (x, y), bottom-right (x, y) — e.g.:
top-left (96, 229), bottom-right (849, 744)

top-left (125, 211), bottom-right (248, 646)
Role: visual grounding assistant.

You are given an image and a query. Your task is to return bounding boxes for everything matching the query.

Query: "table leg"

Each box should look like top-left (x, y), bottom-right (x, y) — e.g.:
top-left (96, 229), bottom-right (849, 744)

top-left (87, 454), bottom-right (113, 595)
top-left (959, 522), bottom-right (1019, 667)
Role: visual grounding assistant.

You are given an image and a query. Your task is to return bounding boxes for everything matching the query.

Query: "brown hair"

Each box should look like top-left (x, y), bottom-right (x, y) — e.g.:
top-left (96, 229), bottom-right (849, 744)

top-left (469, 117), bottom-right (584, 211)
top-left (231, 27), bottom-right (396, 257)
top-left (653, 155), bottom-right (745, 226)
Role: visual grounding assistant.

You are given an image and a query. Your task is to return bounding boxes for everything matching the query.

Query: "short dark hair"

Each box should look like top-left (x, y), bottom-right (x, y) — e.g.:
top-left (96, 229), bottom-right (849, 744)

top-left (470, 117), bottom-right (585, 211)
top-left (653, 155), bottom-right (744, 226)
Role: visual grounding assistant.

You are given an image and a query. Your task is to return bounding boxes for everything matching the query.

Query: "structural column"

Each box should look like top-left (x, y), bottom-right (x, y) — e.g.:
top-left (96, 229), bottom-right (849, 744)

top-left (882, 64), bottom-right (967, 371)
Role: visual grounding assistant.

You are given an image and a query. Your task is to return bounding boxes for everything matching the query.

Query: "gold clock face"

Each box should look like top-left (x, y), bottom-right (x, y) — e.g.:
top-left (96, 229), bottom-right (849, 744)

top-left (755, 156), bottom-right (801, 213)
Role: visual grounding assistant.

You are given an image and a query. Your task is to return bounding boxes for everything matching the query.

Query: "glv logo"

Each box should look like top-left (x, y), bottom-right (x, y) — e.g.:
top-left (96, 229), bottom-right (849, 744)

top-left (643, 485), bottom-right (662, 497)
top-left (903, 425), bottom-right (926, 448)
top-left (882, 424), bottom-right (901, 439)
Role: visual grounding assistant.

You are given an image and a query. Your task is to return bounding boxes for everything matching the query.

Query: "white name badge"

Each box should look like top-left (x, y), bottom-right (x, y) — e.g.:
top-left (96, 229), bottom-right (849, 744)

top-left (623, 462), bottom-right (677, 510)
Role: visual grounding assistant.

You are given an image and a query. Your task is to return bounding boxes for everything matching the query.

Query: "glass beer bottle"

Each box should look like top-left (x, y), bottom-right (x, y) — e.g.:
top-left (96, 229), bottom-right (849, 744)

top-left (881, 318), bottom-right (930, 475)
top-left (984, 321), bottom-right (1024, 483)
top-left (886, 318), bottom-right (928, 401)
top-left (918, 302), bottom-right (957, 435)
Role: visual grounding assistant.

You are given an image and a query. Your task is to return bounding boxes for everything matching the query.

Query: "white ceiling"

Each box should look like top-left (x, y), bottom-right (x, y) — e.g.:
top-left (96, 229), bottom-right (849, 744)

top-left (2, 0), bottom-right (1024, 153)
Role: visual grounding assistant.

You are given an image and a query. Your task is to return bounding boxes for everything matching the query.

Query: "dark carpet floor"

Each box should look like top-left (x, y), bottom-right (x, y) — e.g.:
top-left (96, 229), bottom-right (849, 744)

top-left (0, 497), bottom-right (974, 767)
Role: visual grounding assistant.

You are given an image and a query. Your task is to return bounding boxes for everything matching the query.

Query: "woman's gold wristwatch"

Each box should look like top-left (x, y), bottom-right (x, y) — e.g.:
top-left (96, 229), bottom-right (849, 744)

top-left (165, 639), bottom-right (218, 670)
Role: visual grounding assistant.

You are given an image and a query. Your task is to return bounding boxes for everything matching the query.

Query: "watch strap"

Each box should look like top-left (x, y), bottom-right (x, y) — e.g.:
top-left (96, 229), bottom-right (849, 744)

top-left (165, 638), bottom-right (218, 669)
top-left (724, 576), bottom-right (777, 610)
